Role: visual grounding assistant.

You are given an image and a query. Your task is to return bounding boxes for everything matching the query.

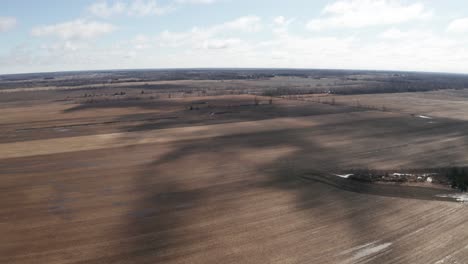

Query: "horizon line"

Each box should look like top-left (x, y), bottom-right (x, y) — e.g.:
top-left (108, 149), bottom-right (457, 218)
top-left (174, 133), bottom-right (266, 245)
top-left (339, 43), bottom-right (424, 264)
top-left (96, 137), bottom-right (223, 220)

top-left (2, 67), bottom-right (468, 77)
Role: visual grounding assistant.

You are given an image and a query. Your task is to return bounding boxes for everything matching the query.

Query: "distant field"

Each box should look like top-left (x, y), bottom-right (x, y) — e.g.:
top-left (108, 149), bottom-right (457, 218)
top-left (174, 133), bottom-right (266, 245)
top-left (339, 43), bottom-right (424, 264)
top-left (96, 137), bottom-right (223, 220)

top-left (324, 89), bottom-right (468, 121)
top-left (1, 70), bottom-right (468, 264)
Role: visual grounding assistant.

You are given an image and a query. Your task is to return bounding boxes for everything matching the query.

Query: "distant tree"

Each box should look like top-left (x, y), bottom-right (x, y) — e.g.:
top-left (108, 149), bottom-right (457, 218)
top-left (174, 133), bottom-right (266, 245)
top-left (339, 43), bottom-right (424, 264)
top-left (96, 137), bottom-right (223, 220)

top-left (448, 167), bottom-right (468, 191)
top-left (269, 97), bottom-right (273, 105)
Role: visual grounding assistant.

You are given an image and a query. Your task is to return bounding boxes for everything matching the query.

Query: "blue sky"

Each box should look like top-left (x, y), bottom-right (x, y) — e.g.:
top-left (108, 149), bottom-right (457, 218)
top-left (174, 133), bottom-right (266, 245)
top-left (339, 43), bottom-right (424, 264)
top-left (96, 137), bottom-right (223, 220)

top-left (1, 0), bottom-right (468, 74)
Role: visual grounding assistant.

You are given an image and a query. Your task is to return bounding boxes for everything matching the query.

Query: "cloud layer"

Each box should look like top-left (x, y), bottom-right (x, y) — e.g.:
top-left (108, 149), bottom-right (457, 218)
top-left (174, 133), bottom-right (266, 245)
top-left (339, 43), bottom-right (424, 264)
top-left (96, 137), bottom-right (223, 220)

top-left (31, 19), bottom-right (116, 40)
top-left (0, 17), bottom-right (17, 32)
top-left (89, 0), bottom-right (174, 17)
top-left (3, 0), bottom-right (468, 74)
top-left (447, 18), bottom-right (468, 33)
top-left (307, 0), bottom-right (432, 30)
top-left (88, 0), bottom-right (220, 18)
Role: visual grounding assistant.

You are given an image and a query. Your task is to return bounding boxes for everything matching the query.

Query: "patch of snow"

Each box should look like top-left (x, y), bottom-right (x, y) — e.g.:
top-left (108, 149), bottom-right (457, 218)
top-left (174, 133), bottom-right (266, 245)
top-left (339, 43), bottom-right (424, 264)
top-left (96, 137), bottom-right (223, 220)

top-left (340, 241), bottom-right (378, 255)
top-left (409, 226), bottom-right (428, 235)
top-left (436, 193), bottom-right (468, 203)
top-left (352, 242), bottom-right (392, 260)
top-left (340, 241), bottom-right (392, 263)
top-left (334, 174), bottom-right (353, 179)
top-left (392, 173), bottom-right (412, 177)
top-left (54, 128), bottom-right (70, 132)
top-left (426, 177), bottom-right (433, 183)
top-left (434, 244), bottom-right (468, 263)
top-left (418, 115), bottom-right (433, 119)
top-left (435, 255), bottom-right (459, 264)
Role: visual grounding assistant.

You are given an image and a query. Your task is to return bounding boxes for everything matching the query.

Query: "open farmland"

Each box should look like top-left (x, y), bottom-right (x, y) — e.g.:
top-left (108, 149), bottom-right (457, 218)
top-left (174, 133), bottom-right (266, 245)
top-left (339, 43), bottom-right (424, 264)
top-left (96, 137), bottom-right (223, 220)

top-left (2, 70), bottom-right (468, 264)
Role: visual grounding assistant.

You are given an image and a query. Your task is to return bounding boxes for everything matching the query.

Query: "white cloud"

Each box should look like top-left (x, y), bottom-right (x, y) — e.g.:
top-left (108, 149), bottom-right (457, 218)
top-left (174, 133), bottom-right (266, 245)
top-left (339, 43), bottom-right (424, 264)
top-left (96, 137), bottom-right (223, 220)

top-left (221, 16), bottom-right (262, 33)
top-left (273, 16), bottom-right (293, 27)
top-left (0, 17), bottom-right (17, 32)
top-left (7, 1), bottom-right (468, 75)
top-left (307, 0), bottom-right (432, 31)
top-left (88, 1), bottom-right (126, 18)
top-left (88, 0), bottom-right (174, 18)
top-left (258, 34), bottom-right (356, 64)
top-left (175, 0), bottom-right (219, 4)
top-left (379, 28), bottom-right (406, 39)
top-left (251, 28), bottom-right (468, 73)
top-left (272, 16), bottom-right (294, 35)
top-left (42, 41), bottom-right (87, 52)
top-left (156, 29), bottom-right (243, 51)
top-left (155, 16), bottom-right (262, 48)
top-left (378, 28), bottom-right (432, 40)
top-left (6, 25), bottom-right (468, 74)
top-left (128, 0), bottom-right (173, 16)
top-left (447, 18), bottom-right (468, 33)
top-left (31, 19), bottom-right (116, 40)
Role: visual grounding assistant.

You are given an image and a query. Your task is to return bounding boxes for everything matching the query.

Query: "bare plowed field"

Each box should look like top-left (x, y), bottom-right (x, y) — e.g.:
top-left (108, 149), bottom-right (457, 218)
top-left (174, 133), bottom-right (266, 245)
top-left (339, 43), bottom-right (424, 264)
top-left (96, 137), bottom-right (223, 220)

top-left (2, 89), bottom-right (468, 263)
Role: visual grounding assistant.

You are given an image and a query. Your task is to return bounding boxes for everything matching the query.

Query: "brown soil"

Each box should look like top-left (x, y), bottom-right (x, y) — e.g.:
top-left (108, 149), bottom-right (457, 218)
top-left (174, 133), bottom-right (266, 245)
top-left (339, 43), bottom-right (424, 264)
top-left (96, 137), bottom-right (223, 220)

top-left (2, 86), bottom-right (468, 264)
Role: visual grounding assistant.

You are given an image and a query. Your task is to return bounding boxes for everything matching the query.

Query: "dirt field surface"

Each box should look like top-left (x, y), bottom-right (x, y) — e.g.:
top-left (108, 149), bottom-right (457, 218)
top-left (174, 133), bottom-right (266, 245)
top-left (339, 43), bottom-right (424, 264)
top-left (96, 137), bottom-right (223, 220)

top-left (319, 89), bottom-right (468, 121)
top-left (2, 82), bottom-right (468, 263)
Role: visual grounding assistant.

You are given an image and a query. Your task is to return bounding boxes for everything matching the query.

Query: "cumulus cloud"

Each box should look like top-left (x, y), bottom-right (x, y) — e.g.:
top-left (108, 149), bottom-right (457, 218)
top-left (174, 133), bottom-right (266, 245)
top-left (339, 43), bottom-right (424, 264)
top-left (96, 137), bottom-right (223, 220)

top-left (31, 19), bottom-right (116, 40)
top-left (307, 0), bottom-right (432, 31)
top-left (89, 0), bottom-right (174, 17)
top-left (378, 28), bottom-right (432, 40)
top-left (128, 0), bottom-right (174, 16)
top-left (0, 17), bottom-right (17, 32)
top-left (221, 16), bottom-right (262, 33)
top-left (273, 16), bottom-right (293, 27)
top-left (272, 16), bottom-right (294, 35)
top-left (251, 26), bottom-right (468, 73)
top-left (447, 18), bottom-right (468, 33)
top-left (7, 1), bottom-right (468, 74)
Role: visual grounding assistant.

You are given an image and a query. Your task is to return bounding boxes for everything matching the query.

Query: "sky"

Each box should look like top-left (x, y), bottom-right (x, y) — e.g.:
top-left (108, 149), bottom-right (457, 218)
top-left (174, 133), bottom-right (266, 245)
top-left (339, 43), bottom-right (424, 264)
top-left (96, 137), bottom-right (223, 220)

top-left (1, 0), bottom-right (468, 74)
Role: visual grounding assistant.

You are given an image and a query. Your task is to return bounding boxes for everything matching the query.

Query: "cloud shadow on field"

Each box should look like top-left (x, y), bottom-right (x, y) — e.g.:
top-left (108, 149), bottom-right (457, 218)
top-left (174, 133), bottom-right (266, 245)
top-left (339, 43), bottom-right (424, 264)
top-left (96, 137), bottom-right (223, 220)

top-left (108, 124), bottom-right (420, 262)
top-left (63, 97), bottom-right (468, 263)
